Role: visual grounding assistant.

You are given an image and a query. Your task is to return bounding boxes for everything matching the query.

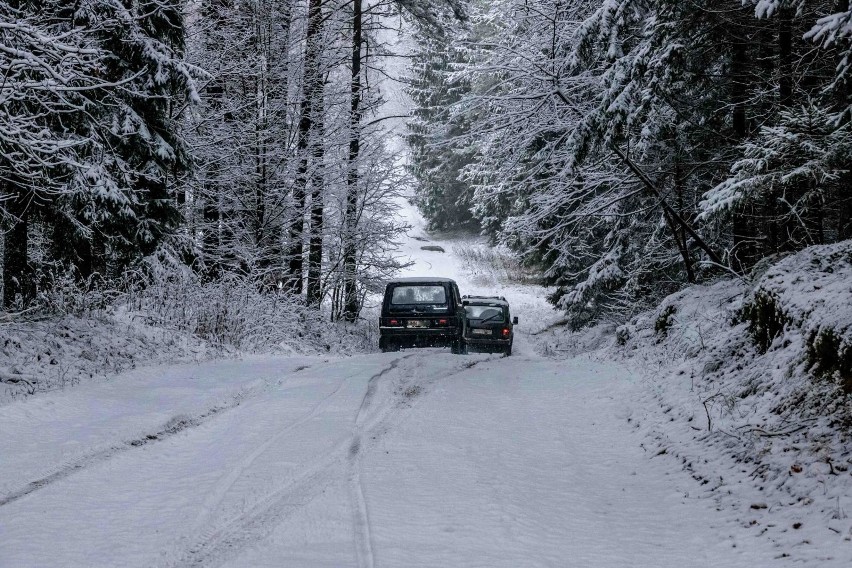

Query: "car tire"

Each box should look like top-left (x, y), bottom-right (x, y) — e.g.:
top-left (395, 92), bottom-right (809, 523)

top-left (380, 337), bottom-right (397, 353)
top-left (504, 344), bottom-right (512, 356)
top-left (451, 339), bottom-right (465, 355)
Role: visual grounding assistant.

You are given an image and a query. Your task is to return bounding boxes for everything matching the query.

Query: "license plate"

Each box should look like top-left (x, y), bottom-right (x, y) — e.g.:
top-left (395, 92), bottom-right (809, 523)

top-left (407, 320), bottom-right (428, 328)
top-left (472, 328), bottom-right (491, 336)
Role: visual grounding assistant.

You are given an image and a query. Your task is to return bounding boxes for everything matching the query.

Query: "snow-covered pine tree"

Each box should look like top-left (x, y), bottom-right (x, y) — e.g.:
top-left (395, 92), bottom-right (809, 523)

top-left (441, 0), bottom-right (850, 327)
top-left (1, 0), bottom-right (198, 309)
top-left (60, 0), bottom-right (198, 276)
top-left (1, 1), bottom-right (101, 306)
top-left (407, 27), bottom-right (478, 232)
top-left (454, 0), bottom-right (676, 327)
top-left (702, 1), bottom-right (852, 256)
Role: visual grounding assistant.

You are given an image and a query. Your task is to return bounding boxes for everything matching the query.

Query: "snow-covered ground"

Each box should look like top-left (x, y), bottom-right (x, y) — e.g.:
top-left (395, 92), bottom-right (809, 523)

top-left (2, 205), bottom-right (851, 567)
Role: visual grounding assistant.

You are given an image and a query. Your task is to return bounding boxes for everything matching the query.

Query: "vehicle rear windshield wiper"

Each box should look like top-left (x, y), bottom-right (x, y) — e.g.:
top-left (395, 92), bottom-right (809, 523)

top-left (474, 313), bottom-right (503, 324)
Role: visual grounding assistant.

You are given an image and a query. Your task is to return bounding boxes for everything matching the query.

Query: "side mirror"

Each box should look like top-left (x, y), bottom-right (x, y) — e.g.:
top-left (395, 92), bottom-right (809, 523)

top-left (462, 300), bottom-right (469, 306)
top-left (513, 316), bottom-right (519, 325)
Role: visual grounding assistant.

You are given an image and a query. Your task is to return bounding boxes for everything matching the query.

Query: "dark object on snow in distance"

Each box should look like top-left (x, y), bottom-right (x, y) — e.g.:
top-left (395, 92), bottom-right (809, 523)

top-left (379, 278), bottom-right (467, 354)
top-left (461, 295), bottom-right (518, 356)
top-left (420, 245), bottom-right (445, 253)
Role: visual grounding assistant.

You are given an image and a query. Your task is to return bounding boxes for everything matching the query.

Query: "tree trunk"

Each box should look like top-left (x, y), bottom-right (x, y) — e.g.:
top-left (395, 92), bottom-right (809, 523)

top-left (3, 194), bottom-right (30, 309)
top-left (673, 156), bottom-right (695, 283)
top-left (286, 0), bottom-right (322, 295)
top-left (306, 112), bottom-right (325, 306)
top-left (254, 20), bottom-right (269, 276)
top-left (610, 145), bottom-right (724, 267)
top-left (730, 34), bottom-right (756, 272)
top-left (342, 0), bottom-right (363, 322)
top-left (776, 6), bottom-right (804, 252)
top-left (72, 233), bottom-right (107, 282)
top-left (202, 180), bottom-right (222, 280)
top-left (778, 8), bottom-right (793, 108)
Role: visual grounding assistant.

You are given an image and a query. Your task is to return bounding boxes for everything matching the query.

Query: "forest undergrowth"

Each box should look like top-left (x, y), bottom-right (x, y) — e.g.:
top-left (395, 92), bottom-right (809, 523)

top-left (0, 265), bottom-right (375, 404)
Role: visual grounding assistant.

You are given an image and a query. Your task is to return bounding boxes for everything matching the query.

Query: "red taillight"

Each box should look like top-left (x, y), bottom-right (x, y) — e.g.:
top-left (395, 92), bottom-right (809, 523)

top-left (502, 328), bottom-right (511, 337)
top-left (436, 318), bottom-right (449, 326)
top-left (388, 319), bottom-right (400, 326)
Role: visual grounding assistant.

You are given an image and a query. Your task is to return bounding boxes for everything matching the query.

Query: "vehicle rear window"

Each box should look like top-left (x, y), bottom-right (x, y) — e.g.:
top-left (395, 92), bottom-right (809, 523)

top-left (390, 285), bottom-right (447, 305)
top-left (464, 305), bottom-right (505, 322)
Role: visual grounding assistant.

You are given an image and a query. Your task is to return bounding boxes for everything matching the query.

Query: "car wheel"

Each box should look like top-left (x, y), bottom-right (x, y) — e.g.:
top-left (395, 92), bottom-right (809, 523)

top-left (504, 344), bottom-right (512, 356)
top-left (451, 339), bottom-right (464, 355)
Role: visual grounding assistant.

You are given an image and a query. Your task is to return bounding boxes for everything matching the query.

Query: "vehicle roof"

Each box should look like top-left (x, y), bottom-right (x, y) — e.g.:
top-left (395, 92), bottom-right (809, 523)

top-left (463, 296), bottom-right (510, 306)
top-left (386, 277), bottom-right (458, 285)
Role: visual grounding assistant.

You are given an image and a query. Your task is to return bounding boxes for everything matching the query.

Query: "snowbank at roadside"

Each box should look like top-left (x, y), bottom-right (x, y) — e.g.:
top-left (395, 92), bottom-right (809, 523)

top-left (0, 314), bottom-right (216, 403)
top-left (533, 241), bottom-right (852, 562)
top-left (743, 241), bottom-right (852, 392)
top-left (2, 291), bottom-right (374, 405)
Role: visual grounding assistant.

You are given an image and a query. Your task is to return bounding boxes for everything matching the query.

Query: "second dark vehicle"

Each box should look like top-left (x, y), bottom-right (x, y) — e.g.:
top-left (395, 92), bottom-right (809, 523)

top-left (379, 278), bottom-right (467, 354)
top-left (462, 295), bottom-right (517, 356)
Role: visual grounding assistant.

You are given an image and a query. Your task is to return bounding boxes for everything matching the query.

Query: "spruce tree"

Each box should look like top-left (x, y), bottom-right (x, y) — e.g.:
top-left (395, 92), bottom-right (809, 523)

top-left (408, 36), bottom-right (478, 232)
top-left (64, 0), bottom-right (197, 277)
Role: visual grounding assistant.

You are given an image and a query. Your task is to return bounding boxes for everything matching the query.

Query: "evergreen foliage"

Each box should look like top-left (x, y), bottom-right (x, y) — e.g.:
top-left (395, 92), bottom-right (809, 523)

top-left (438, 0), bottom-right (852, 328)
top-left (408, 33), bottom-right (478, 231)
top-left (1, 0), bottom-right (198, 308)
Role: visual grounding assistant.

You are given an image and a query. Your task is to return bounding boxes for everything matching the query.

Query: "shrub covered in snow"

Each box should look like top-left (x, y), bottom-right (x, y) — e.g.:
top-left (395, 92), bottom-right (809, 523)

top-left (128, 269), bottom-right (373, 354)
top-left (1, 252), bottom-right (374, 402)
top-left (0, 314), bottom-right (215, 403)
top-left (451, 243), bottom-right (542, 287)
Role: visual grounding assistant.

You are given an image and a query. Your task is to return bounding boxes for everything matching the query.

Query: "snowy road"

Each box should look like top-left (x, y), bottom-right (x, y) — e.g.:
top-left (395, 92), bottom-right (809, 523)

top-left (0, 205), bottom-right (791, 567)
top-left (1, 342), bottom-right (773, 567)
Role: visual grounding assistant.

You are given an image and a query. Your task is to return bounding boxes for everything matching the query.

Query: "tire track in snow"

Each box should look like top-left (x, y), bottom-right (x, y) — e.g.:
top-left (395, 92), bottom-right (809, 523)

top-left (348, 435), bottom-right (375, 568)
top-left (0, 384), bottom-right (260, 508)
top-left (171, 355), bottom-right (415, 568)
top-left (172, 354), bottom-right (491, 567)
top-left (345, 357), bottom-right (412, 568)
top-left (190, 369), bottom-right (348, 534)
top-left (174, 455), bottom-right (340, 567)
top-left (345, 354), bottom-right (494, 568)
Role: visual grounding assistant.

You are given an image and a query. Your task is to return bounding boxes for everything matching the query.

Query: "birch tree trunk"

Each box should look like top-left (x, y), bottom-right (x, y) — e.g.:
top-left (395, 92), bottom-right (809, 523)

top-left (286, 0), bottom-right (323, 294)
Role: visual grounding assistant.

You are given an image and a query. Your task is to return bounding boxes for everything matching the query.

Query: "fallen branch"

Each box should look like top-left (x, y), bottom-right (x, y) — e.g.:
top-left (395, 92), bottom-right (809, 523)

top-left (737, 424), bottom-right (809, 437)
top-left (0, 370), bottom-right (37, 386)
top-left (609, 144), bottom-right (726, 267)
top-left (0, 306), bottom-right (40, 323)
top-left (702, 392), bottom-right (726, 432)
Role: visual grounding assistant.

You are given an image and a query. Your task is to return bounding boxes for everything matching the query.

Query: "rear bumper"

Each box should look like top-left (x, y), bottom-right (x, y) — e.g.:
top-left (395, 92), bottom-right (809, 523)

top-left (380, 327), bottom-right (460, 347)
top-left (464, 336), bottom-right (511, 346)
top-left (380, 327), bottom-right (460, 335)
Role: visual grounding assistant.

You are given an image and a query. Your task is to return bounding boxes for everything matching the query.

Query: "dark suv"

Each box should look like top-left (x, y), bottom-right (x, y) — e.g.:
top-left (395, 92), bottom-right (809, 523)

top-left (379, 278), bottom-right (467, 354)
top-left (462, 296), bottom-right (517, 356)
